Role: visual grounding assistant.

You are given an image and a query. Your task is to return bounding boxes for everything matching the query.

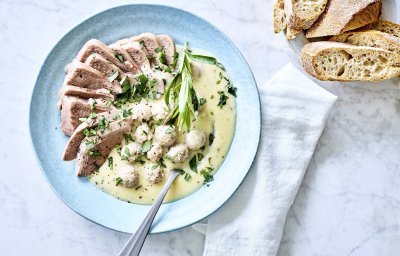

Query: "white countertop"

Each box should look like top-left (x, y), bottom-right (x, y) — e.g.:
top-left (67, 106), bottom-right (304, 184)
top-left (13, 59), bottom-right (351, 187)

top-left (1, 0), bottom-right (400, 255)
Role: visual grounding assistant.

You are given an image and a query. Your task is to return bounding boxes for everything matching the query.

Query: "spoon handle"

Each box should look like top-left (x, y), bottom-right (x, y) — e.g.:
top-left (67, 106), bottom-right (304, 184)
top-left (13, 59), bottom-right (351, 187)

top-left (118, 170), bottom-right (180, 256)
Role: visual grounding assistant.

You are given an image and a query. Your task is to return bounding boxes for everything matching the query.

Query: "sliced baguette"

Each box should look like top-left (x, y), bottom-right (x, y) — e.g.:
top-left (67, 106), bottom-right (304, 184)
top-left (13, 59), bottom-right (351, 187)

top-left (286, 27), bottom-right (302, 40)
top-left (273, 0), bottom-right (287, 33)
top-left (306, 0), bottom-right (382, 38)
top-left (301, 41), bottom-right (400, 82)
top-left (367, 20), bottom-right (400, 38)
top-left (284, 0), bottom-right (327, 30)
top-left (330, 30), bottom-right (400, 54)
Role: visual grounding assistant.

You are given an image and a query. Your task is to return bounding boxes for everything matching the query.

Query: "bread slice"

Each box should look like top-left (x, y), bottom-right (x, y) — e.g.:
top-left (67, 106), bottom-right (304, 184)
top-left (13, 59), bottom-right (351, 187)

top-left (284, 0), bottom-right (328, 30)
top-left (306, 0), bottom-right (382, 38)
top-left (286, 27), bottom-right (302, 40)
top-left (273, 0), bottom-right (287, 33)
top-left (367, 20), bottom-right (400, 38)
top-left (330, 30), bottom-right (400, 54)
top-left (301, 41), bottom-right (400, 82)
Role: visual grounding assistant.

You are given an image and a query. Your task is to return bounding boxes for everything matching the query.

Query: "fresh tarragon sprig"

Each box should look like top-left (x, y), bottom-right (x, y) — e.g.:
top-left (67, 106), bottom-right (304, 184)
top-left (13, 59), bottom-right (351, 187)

top-left (164, 42), bottom-right (223, 131)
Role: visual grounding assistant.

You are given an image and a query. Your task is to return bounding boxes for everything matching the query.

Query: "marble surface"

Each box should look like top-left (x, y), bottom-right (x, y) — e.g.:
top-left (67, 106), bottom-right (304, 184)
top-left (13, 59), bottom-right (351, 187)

top-left (1, 0), bottom-right (399, 255)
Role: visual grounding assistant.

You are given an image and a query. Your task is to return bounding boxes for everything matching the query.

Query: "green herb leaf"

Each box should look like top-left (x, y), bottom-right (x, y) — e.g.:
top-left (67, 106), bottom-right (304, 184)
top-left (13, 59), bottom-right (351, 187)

top-left (115, 53), bottom-right (124, 63)
top-left (227, 85), bottom-right (237, 97)
top-left (107, 156), bottom-right (113, 169)
top-left (184, 173), bottom-right (192, 182)
top-left (98, 116), bottom-right (109, 131)
top-left (85, 139), bottom-right (96, 150)
top-left (165, 126), bottom-right (174, 134)
top-left (155, 46), bottom-right (164, 53)
top-left (115, 177), bottom-right (122, 186)
top-left (209, 133), bottom-right (215, 146)
top-left (199, 98), bottom-right (207, 106)
top-left (217, 91), bottom-right (229, 107)
top-left (139, 40), bottom-right (145, 47)
top-left (108, 70), bottom-right (119, 82)
top-left (123, 133), bottom-right (134, 144)
top-left (187, 52), bottom-right (217, 65)
top-left (174, 168), bottom-right (185, 175)
top-left (88, 150), bottom-right (102, 157)
top-left (200, 168), bottom-right (214, 184)
top-left (83, 128), bottom-right (97, 137)
top-left (141, 140), bottom-right (152, 153)
top-left (189, 153), bottom-right (204, 172)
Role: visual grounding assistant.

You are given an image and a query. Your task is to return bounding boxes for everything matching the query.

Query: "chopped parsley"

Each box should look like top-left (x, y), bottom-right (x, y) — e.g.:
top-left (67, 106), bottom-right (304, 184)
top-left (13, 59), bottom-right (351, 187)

top-left (199, 98), bottom-right (207, 106)
top-left (174, 168), bottom-right (185, 175)
top-left (97, 116), bottom-right (109, 131)
top-left (139, 40), bottom-right (145, 48)
top-left (123, 133), bottom-right (134, 144)
top-left (217, 91), bottom-right (229, 107)
top-left (141, 140), bottom-right (152, 153)
top-left (227, 85), bottom-right (237, 97)
top-left (83, 128), bottom-right (97, 137)
top-left (88, 150), bottom-right (102, 157)
top-left (189, 153), bottom-right (204, 172)
top-left (165, 126), bottom-right (174, 134)
top-left (85, 139), bottom-right (96, 150)
top-left (209, 133), bottom-right (215, 146)
top-left (115, 53), bottom-right (124, 63)
top-left (115, 144), bottom-right (122, 156)
top-left (121, 147), bottom-right (131, 161)
top-left (107, 156), bottom-right (113, 169)
top-left (184, 173), bottom-right (192, 182)
top-left (115, 177), bottom-right (123, 186)
top-left (200, 167), bottom-right (214, 184)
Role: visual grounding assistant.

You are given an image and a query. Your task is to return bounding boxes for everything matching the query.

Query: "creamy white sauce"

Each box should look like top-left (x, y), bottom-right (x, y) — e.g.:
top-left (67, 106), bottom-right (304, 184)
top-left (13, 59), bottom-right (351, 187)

top-left (89, 49), bottom-right (236, 204)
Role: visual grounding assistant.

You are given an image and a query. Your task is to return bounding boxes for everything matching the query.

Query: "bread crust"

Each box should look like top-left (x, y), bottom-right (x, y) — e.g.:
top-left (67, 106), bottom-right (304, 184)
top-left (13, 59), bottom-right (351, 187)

top-left (330, 30), bottom-right (400, 53)
top-left (273, 0), bottom-right (287, 33)
top-left (301, 41), bottom-right (400, 82)
top-left (306, 0), bottom-right (382, 38)
top-left (284, 0), bottom-right (328, 30)
top-left (366, 20), bottom-right (400, 38)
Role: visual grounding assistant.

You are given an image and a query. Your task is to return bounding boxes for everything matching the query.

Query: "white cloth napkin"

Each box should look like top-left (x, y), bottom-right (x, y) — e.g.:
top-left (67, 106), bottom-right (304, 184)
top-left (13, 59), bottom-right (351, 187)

top-left (194, 63), bottom-right (337, 256)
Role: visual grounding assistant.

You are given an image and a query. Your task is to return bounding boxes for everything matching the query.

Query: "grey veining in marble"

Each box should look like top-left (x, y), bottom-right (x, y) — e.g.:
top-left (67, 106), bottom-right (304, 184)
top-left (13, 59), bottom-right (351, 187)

top-left (1, 0), bottom-right (400, 255)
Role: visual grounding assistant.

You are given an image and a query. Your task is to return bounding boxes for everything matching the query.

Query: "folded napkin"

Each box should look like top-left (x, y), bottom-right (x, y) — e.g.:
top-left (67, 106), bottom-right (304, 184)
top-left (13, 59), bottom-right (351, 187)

top-left (194, 63), bottom-right (337, 255)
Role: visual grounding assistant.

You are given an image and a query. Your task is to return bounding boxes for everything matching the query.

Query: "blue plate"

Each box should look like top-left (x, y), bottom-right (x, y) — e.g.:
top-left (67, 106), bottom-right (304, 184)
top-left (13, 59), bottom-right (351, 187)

top-left (30, 4), bottom-right (260, 233)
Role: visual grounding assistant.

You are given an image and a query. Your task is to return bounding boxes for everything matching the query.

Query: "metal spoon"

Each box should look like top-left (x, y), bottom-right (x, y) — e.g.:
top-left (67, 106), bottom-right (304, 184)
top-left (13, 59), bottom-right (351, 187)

top-left (118, 169), bottom-right (181, 256)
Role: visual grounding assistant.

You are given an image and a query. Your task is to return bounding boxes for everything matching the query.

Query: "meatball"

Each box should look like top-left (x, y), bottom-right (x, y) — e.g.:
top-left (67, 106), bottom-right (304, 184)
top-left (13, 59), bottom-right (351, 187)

top-left (121, 142), bottom-right (141, 163)
top-left (185, 129), bottom-right (206, 150)
top-left (117, 164), bottom-right (139, 188)
top-left (134, 123), bottom-right (153, 143)
top-left (151, 102), bottom-right (169, 121)
top-left (144, 163), bottom-right (164, 184)
top-left (146, 142), bottom-right (163, 162)
top-left (154, 125), bottom-right (177, 147)
top-left (166, 144), bottom-right (189, 163)
top-left (132, 102), bottom-right (152, 122)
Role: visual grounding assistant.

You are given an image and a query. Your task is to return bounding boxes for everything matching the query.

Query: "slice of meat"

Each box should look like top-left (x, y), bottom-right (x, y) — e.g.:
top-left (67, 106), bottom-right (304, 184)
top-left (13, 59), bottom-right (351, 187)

top-left (109, 43), bottom-right (141, 74)
top-left (75, 118), bottom-right (133, 176)
top-left (63, 109), bottom-right (122, 161)
top-left (119, 41), bottom-right (152, 73)
top-left (60, 85), bottom-right (115, 101)
top-left (75, 39), bottom-right (132, 73)
top-left (60, 96), bottom-right (111, 136)
top-left (131, 33), bottom-right (161, 66)
top-left (85, 53), bottom-right (139, 86)
top-left (85, 54), bottom-right (121, 77)
top-left (64, 61), bottom-right (122, 94)
top-left (156, 34), bottom-right (176, 66)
